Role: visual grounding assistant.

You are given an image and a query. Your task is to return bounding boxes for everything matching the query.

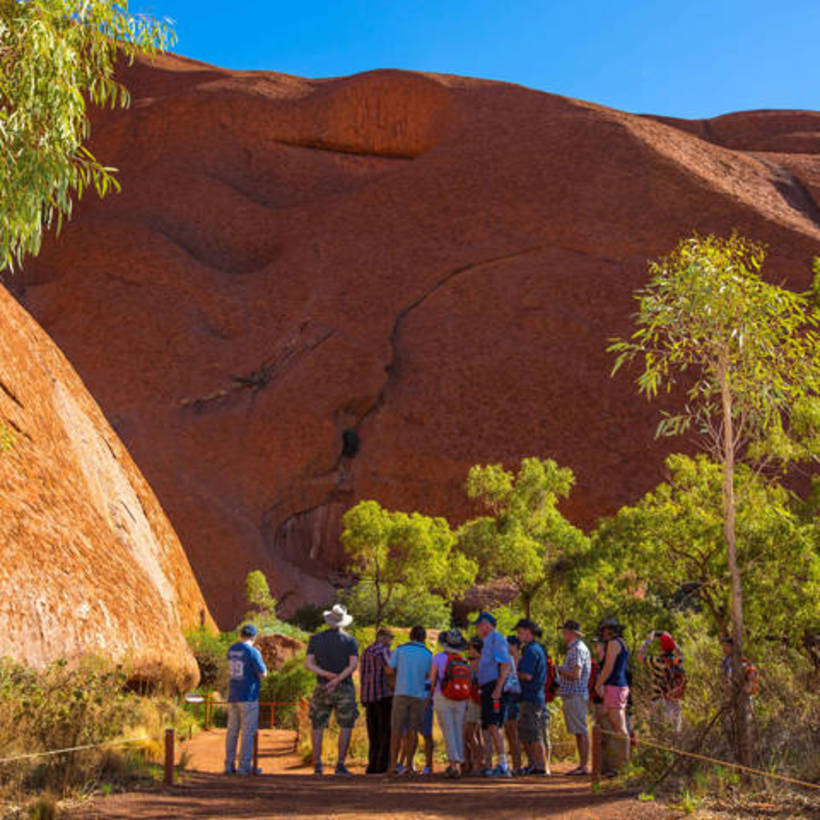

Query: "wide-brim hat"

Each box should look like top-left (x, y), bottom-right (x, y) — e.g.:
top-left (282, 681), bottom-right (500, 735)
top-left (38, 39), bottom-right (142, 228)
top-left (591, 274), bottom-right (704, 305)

top-left (439, 628), bottom-right (468, 651)
top-left (598, 616), bottom-right (624, 635)
top-left (558, 619), bottom-right (583, 635)
top-left (323, 604), bottom-right (353, 628)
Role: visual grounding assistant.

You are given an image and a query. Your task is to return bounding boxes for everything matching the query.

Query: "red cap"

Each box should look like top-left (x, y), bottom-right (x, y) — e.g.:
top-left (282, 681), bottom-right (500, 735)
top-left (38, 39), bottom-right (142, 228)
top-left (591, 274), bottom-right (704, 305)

top-left (659, 632), bottom-right (675, 652)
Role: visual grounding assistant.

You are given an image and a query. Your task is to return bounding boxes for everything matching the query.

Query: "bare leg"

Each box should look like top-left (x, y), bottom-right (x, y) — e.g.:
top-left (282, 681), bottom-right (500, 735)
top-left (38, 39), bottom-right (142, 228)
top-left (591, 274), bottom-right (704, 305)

top-left (311, 729), bottom-right (323, 769)
top-left (575, 732), bottom-right (590, 771)
top-left (424, 734), bottom-right (434, 771)
top-left (337, 727), bottom-right (352, 767)
top-left (405, 731), bottom-right (419, 772)
top-left (606, 707), bottom-right (630, 768)
top-left (388, 729), bottom-right (401, 776)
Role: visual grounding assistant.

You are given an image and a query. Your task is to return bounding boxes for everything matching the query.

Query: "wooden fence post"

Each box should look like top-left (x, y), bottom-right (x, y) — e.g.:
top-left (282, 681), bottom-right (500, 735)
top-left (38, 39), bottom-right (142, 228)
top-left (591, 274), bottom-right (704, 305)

top-left (252, 732), bottom-right (259, 776)
top-left (591, 725), bottom-right (601, 784)
top-left (204, 694), bottom-right (211, 731)
top-left (164, 728), bottom-right (175, 786)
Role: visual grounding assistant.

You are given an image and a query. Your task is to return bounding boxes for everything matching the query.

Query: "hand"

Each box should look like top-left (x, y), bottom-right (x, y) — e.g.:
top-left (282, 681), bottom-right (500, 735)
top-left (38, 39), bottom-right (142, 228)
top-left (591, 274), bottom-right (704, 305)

top-left (491, 687), bottom-right (502, 701)
top-left (325, 675), bottom-right (340, 692)
top-left (595, 682), bottom-right (604, 698)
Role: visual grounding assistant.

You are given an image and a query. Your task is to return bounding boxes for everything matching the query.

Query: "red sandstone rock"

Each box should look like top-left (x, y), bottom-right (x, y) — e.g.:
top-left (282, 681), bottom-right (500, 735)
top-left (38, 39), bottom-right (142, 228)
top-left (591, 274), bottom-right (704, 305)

top-left (255, 634), bottom-right (306, 672)
top-left (13, 53), bottom-right (820, 627)
top-left (0, 284), bottom-right (214, 687)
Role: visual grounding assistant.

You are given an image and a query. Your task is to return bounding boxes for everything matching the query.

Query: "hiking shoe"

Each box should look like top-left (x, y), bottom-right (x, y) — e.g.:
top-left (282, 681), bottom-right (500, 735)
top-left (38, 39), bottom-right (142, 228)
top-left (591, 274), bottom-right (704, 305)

top-left (514, 766), bottom-right (528, 776)
top-left (481, 768), bottom-right (494, 777)
top-left (528, 767), bottom-right (550, 776)
top-left (224, 766), bottom-right (236, 775)
top-left (421, 765), bottom-right (433, 776)
top-left (487, 765), bottom-right (512, 778)
top-left (313, 763), bottom-right (323, 777)
top-left (334, 763), bottom-right (355, 777)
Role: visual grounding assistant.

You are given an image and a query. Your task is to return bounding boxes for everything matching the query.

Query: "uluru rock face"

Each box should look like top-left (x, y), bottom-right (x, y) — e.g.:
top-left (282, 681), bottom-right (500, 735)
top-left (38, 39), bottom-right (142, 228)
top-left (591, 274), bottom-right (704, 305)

top-left (0, 285), bottom-right (213, 687)
top-left (12, 54), bottom-right (820, 626)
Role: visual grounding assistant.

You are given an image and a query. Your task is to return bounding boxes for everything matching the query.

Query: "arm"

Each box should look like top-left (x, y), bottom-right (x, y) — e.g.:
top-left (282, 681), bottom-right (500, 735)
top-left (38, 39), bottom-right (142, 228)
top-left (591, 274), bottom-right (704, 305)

top-left (305, 653), bottom-right (336, 682)
top-left (638, 632), bottom-right (654, 663)
top-left (326, 654), bottom-right (358, 692)
top-left (429, 660), bottom-right (438, 702)
top-left (596, 641), bottom-right (619, 695)
top-left (492, 661), bottom-right (511, 699)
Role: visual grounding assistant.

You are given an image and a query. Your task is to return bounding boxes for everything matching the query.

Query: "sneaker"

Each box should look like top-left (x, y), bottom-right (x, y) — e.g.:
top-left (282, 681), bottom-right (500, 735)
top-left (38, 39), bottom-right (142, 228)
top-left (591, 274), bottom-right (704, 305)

top-left (313, 763), bottom-right (324, 777)
top-left (421, 765), bottom-right (433, 776)
top-left (481, 768), bottom-right (494, 777)
top-left (514, 766), bottom-right (528, 777)
top-left (528, 767), bottom-right (549, 777)
top-left (334, 763), bottom-right (355, 777)
top-left (237, 767), bottom-right (262, 776)
top-left (487, 765), bottom-right (512, 778)
top-left (223, 766), bottom-right (236, 775)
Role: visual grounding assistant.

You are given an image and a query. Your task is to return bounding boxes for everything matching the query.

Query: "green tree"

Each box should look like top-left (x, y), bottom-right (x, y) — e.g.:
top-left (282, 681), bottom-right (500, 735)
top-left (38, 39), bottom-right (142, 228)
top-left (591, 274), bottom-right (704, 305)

top-left (583, 454), bottom-right (819, 648)
top-left (341, 500), bottom-right (477, 627)
top-left (609, 234), bottom-right (820, 764)
top-left (243, 570), bottom-right (277, 620)
top-left (458, 458), bottom-right (589, 618)
top-left (0, 0), bottom-right (173, 270)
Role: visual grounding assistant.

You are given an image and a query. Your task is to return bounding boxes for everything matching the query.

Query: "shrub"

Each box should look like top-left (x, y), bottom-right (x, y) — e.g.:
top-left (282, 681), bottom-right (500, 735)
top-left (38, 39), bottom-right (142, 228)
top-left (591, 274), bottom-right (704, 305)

top-left (342, 580), bottom-right (451, 629)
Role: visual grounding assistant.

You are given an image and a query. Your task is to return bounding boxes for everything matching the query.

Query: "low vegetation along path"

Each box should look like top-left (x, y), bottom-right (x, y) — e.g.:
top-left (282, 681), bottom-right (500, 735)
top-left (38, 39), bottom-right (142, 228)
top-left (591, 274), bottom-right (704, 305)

top-left (66, 729), bottom-right (665, 819)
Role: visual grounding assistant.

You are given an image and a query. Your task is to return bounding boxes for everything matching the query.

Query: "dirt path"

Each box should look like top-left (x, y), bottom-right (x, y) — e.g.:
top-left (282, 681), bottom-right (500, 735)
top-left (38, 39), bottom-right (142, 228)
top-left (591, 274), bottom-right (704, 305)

top-left (67, 730), bottom-right (667, 819)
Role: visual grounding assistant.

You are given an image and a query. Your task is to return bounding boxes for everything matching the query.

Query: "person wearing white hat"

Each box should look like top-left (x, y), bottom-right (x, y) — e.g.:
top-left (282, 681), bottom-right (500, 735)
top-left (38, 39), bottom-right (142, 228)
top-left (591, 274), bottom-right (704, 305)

top-left (305, 604), bottom-right (360, 776)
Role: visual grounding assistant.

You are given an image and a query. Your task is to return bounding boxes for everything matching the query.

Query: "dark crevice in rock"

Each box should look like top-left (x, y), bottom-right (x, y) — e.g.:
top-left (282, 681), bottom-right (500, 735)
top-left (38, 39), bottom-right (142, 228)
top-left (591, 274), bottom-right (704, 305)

top-left (179, 324), bottom-right (336, 410)
top-left (756, 156), bottom-right (820, 230)
top-left (0, 378), bottom-right (24, 409)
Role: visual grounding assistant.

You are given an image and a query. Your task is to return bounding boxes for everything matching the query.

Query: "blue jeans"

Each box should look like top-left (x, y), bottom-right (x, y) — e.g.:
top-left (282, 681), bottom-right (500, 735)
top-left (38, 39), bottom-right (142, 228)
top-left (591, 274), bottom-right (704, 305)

top-left (224, 701), bottom-right (259, 773)
top-left (434, 692), bottom-right (467, 763)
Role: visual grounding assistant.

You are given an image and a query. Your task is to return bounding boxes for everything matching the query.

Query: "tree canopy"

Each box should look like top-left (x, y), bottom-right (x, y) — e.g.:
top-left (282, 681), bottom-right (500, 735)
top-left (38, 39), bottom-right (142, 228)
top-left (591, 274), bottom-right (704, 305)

top-left (0, 0), bottom-right (173, 271)
top-left (458, 457), bottom-right (589, 617)
top-left (341, 500), bottom-right (477, 626)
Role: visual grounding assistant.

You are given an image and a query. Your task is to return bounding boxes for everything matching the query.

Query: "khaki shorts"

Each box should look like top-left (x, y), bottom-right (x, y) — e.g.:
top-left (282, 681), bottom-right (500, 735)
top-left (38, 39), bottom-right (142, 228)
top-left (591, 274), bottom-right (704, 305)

top-left (391, 695), bottom-right (427, 734)
top-left (309, 679), bottom-right (359, 730)
top-left (518, 700), bottom-right (547, 744)
top-left (465, 699), bottom-right (481, 724)
top-left (562, 694), bottom-right (589, 736)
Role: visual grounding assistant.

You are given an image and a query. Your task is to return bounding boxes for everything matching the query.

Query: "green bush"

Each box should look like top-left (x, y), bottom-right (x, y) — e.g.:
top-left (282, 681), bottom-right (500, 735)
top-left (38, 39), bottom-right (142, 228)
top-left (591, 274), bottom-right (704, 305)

top-left (342, 580), bottom-right (451, 629)
top-left (259, 658), bottom-right (314, 729)
top-left (184, 628), bottom-right (233, 693)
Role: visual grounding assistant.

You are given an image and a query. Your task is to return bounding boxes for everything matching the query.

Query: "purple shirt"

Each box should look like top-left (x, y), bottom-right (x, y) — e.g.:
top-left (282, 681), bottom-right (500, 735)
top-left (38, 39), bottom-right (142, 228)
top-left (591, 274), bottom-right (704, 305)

top-left (432, 652), bottom-right (451, 694)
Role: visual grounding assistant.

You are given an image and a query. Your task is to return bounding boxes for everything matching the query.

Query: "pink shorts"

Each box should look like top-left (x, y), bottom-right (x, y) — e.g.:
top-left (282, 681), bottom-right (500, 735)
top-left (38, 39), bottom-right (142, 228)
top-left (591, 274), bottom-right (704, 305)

top-left (603, 685), bottom-right (629, 709)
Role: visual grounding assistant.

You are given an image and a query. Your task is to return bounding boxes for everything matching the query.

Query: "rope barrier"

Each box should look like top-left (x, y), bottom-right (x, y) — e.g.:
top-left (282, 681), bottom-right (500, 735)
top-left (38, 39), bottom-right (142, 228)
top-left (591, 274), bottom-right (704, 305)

top-left (0, 736), bottom-right (147, 765)
top-left (596, 726), bottom-right (820, 791)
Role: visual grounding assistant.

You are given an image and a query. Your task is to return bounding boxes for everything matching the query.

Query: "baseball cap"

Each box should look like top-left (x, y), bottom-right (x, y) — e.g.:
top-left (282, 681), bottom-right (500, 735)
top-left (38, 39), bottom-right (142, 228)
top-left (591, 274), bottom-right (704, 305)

top-left (471, 611), bottom-right (497, 627)
top-left (240, 623), bottom-right (258, 638)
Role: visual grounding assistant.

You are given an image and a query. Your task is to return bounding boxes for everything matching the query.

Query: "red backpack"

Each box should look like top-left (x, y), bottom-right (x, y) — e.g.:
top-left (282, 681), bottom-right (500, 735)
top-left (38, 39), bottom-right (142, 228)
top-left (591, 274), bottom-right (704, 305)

top-left (545, 655), bottom-right (559, 703)
top-left (441, 654), bottom-right (472, 701)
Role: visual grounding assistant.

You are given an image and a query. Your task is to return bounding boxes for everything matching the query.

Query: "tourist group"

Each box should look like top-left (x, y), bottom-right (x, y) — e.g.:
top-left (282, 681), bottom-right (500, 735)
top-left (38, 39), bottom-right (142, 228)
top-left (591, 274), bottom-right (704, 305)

top-left (222, 604), bottom-right (755, 778)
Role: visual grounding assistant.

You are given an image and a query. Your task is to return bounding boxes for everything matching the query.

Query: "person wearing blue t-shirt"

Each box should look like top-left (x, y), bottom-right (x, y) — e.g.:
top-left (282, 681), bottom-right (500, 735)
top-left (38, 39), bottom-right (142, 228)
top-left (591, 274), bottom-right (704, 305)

top-left (224, 623), bottom-right (268, 775)
top-left (387, 625), bottom-right (433, 776)
top-left (515, 618), bottom-right (550, 776)
top-left (473, 611), bottom-right (513, 778)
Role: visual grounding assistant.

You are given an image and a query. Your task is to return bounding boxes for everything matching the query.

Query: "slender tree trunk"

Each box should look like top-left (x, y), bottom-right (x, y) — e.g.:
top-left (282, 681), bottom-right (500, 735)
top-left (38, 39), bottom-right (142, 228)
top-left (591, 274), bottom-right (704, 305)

top-left (719, 362), bottom-right (751, 766)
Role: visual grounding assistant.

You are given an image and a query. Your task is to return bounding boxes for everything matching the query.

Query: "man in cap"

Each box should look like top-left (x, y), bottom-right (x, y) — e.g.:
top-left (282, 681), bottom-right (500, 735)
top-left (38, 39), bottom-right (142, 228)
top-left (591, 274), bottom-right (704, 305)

top-left (556, 619), bottom-right (591, 775)
top-left (224, 623), bottom-right (268, 775)
top-left (514, 618), bottom-right (550, 776)
top-left (472, 611), bottom-right (513, 778)
top-left (360, 626), bottom-right (395, 774)
top-left (305, 604), bottom-right (359, 776)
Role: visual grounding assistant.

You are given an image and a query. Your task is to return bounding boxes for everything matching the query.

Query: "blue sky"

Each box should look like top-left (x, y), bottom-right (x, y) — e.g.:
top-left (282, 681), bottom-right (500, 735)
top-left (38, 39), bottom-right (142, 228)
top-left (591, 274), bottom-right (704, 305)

top-left (132, 1), bottom-right (820, 119)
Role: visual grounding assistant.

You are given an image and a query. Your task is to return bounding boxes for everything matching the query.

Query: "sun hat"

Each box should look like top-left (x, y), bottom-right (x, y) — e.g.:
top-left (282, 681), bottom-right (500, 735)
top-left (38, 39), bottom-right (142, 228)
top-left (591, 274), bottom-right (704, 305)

top-left (598, 616), bottom-right (624, 635)
top-left (439, 628), bottom-right (468, 651)
top-left (323, 603), bottom-right (353, 628)
top-left (471, 611), bottom-right (497, 627)
top-left (240, 623), bottom-right (258, 638)
top-left (558, 619), bottom-right (583, 635)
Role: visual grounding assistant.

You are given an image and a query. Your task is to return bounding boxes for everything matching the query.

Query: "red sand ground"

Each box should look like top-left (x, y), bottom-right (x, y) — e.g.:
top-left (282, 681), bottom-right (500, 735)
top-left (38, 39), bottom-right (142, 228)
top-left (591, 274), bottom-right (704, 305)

top-left (67, 729), bottom-right (666, 819)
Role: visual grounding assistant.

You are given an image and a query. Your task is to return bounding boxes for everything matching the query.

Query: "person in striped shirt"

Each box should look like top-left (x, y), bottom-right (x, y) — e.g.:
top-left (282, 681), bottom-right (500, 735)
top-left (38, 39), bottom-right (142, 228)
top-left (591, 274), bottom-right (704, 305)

top-left (638, 630), bottom-right (684, 732)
